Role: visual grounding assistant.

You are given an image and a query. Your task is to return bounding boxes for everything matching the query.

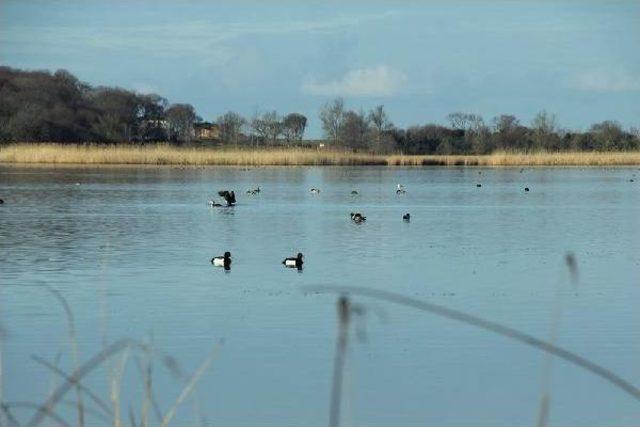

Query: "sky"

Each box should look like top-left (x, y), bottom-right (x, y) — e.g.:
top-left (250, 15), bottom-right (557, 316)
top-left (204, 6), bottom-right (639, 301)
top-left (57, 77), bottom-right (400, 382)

top-left (1, 0), bottom-right (639, 137)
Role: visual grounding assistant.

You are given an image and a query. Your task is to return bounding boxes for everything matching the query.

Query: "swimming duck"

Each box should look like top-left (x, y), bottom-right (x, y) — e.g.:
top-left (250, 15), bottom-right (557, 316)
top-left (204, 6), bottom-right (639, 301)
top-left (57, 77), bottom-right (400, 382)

top-left (476, 184), bottom-right (482, 188)
top-left (283, 252), bottom-right (304, 269)
top-left (396, 184), bottom-right (406, 194)
top-left (0, 199), bottom-right (3, 204)
top-left (351, 190), bottom-right (358, 195)
top-left (524, 187), bottom-right (530, 192)
top-left (350, 212), bottom-right (366, 223)
top-left (403, 213), bottom-right (411, 221)
top-left (246, 186), bottom-right (261, 195)
top-left (310, 188), bottom-right (321, 194)
top-left (211, 251), bottom-right (232, 270)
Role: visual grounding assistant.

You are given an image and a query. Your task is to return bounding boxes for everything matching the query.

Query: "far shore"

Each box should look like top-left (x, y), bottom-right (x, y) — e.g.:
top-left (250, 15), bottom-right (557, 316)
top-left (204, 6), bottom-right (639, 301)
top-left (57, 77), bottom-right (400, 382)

top-left (1, 143), bottom-right (640, 167)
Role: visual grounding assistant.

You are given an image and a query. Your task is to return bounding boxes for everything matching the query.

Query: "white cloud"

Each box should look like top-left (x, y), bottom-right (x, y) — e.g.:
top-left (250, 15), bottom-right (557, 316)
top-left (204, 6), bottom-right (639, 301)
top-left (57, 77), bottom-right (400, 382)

top-left (302, 66), bottom-right (406, 97)
top-left (572, 68), bottom-right (640, 92)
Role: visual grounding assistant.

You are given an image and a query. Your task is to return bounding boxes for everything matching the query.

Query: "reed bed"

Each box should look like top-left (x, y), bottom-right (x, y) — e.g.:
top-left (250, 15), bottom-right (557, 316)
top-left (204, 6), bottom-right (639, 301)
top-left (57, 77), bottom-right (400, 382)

top-left (1, 143), bottom-right (640, 166)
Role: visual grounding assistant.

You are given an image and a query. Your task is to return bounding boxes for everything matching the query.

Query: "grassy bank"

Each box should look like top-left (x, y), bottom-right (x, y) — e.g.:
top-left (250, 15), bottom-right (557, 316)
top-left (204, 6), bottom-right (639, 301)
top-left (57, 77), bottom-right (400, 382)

top-left (1, 143), bottom-right (640, 166)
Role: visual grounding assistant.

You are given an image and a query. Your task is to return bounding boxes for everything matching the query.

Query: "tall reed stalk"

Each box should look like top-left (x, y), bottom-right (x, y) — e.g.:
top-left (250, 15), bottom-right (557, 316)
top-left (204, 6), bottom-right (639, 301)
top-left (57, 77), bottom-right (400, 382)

top-left (329, 296), bottom-right (351, 427)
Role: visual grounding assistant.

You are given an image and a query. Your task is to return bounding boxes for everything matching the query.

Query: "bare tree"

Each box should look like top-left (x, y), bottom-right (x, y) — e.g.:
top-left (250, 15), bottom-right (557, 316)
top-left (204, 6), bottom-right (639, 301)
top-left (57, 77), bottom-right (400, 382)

top-left (447, 112), bottom-right (482, 131)
top-left (340, 110), bottom-right (370, 150)
top-left (368, 105), bottom-right (393, 151)
top-left (263, 111), bottom-right (282, 144)
top-left (166, 103), bottom-right (199, 143)
top-left (319, 98), bottom-right (345, 145)
top-left (217, 111), bottom-right (245, 144)
top-left (249, 111), bottom-right (281, 145)
top-left (531, 110), bottom-right (559, 150)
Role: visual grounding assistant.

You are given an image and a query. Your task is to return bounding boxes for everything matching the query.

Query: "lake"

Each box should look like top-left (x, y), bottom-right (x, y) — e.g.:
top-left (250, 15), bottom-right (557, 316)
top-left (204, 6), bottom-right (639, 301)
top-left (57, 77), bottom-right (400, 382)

top-left (1, 165), bottom-right (639, 427)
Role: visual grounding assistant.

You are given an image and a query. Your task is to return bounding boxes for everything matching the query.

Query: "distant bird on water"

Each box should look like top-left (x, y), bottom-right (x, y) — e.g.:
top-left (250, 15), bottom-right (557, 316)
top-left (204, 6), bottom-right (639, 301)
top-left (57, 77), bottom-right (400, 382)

top-left (351, 190), bottom-right (359, 195)
top-left (0, 199), bottom-right (4, 204)
top-left (396, 184), bottom-right (406, 194)
top-left (218, 190), bottom-right (236, 205)
top-left (246, 186), bottom-right (261, 195)
top-left (209, 190), bottom-right (236, 207)
top-left (524, 187), bottom-right (530, 192)
top-left (310, 188), bottom-right (321, 194)
top-left (403, 213), bottom-right (411, 222)
top-left (350, 212), bottom-right (366, 223)
top-left (283, 252), bottom-right (304, 270)
top-left (211, 251), bottom-right (232, 270)
top-left (476, 184), bottom-right (482, 188)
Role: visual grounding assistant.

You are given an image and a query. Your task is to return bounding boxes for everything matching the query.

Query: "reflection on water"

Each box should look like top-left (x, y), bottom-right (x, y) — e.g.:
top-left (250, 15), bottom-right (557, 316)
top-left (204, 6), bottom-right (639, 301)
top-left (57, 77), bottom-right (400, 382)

top-left (1, 165), bottom-right (639, 426)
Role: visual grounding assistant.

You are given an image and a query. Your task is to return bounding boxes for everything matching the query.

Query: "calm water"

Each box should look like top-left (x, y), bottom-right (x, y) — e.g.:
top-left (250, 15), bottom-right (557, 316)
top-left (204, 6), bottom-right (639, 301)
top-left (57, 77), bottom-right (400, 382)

top-left (1, 165), bottom-right (639, 427)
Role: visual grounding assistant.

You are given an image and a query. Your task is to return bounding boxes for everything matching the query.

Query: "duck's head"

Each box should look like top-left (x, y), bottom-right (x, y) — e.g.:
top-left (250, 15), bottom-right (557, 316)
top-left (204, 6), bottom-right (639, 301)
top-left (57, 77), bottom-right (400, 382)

top-left (224, 251), bottom-right (231, 259)
top-left (297, 252), bottom-right (304, 260)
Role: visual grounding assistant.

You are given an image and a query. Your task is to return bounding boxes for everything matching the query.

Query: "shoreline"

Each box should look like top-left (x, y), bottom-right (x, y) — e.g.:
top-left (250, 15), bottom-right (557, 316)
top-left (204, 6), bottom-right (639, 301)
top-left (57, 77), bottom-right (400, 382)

top-left (1, 143), bottom-right (640, 167)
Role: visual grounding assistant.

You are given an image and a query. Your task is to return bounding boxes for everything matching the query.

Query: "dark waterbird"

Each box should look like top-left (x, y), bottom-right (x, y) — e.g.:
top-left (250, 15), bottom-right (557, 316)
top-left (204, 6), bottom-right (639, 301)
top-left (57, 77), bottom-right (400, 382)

top-left (524, 187), bottom-right (530, 192)
top-left (476, 184), bottom-right (482, 188)
top-left (283, 252), bottom-right (304, 270)
top-left (0, 199), bottom-right (3, 204)
top-left (218, 190), bottom-right (236, 206)
top-left (350, 212), bottom-right (366, 223)
top-left (403, 213), bottom-right (411, 222)
top-left (211, 251), bottom-right (232, 270)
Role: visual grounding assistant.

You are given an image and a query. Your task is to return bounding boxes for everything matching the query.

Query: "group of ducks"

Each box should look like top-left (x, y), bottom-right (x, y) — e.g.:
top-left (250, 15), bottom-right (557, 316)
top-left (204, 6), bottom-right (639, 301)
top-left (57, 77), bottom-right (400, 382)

top-left (208, 183), bottom-right (412, 272)
top-left (211, 251), bottom-right (304, 271)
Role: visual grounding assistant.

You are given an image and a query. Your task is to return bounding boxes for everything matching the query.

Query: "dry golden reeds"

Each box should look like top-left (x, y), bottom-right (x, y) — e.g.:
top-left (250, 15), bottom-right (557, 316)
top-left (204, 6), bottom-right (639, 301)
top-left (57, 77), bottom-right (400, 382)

top-left (2, 143), bottom-right (640, 166)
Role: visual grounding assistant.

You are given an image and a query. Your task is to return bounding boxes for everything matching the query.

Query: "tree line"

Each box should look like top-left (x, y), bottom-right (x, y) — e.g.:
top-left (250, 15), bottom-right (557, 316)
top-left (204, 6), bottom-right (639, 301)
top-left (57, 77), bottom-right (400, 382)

top-left (1, 66), bottom-right (638, 153)
top-left (318, 99), bottom-right (640, 154)
top-left (0, 67), bottom-right (308, 146)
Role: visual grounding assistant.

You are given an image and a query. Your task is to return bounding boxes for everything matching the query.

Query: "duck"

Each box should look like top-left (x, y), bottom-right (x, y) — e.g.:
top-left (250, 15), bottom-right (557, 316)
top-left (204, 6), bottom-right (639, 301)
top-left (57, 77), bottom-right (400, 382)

top-left (246, 186), bottom-right (261, 195)
top-left (403, 213), bottom-right (411, 221)
top-left (476, 184), bottom-right (482, 188)
top-left (211, 251), bottom-right (232, 269)
top-left (310, 188), bottom-right (321, 194)
top-left (351, 190), bottom-right (359, 195)
top-left (0, 199), bottom-right (3, 204)
top-left (208, 200), bottom-right (223, 207)
top-left (283, 252), bottom-right (304, 269)
top-left (396, 184), bottom-right (406, 194)
top-left (350, 212), bottom-right (366, 223)
top-left (524, 187), bottom-right (530, 192)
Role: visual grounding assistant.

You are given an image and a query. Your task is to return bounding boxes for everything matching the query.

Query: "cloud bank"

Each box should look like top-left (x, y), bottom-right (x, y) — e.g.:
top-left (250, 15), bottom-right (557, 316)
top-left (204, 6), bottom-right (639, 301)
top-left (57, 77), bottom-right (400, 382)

top-left (572, 68), bottom-right (640, 92)
top-left (302, 66), bottom-right (406, 97)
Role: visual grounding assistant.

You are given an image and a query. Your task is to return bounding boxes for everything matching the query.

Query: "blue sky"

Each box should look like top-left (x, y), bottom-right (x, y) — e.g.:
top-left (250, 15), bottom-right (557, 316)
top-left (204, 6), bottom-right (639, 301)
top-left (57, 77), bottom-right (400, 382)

top-left (1, 0), bottom-right (639, 137)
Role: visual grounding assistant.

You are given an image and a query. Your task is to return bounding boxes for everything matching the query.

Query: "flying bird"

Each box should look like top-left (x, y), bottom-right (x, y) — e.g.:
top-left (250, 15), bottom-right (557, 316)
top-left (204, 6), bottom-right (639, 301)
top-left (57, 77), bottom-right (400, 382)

top-left (217, 190), bottom-right (236, 206)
